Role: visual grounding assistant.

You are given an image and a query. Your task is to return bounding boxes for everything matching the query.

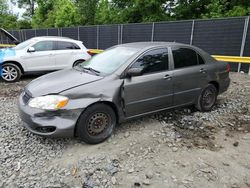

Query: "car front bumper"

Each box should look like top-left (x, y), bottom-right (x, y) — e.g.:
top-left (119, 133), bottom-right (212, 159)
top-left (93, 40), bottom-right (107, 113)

top-left (18, 93), bottom-right (82, 138)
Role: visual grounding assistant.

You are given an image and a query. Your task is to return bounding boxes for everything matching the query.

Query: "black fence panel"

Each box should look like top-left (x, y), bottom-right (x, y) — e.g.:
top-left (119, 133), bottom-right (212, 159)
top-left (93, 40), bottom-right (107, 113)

top-left (193, 18), bottom-right (245, 71)
top-left (79, 26), bottom-right (97, 49)
top-left (241, 21), bottom-right (250, 72)
top-left (154, 21), bottom-right (193, 44)
top-left (99, 25), bottom-right (119, 49)
top-left (62, 27), bottom-right (78, 40)
top-left (48, 28), bottom-right (60, 36)
top-left (122, 23), bottom-right (152, 43)
top-left (36, 29), bottom-right (47, 36)
top-left (6, 17), bottom-right (250, 73)
top-left (25, 29), bottom-right (36, 40)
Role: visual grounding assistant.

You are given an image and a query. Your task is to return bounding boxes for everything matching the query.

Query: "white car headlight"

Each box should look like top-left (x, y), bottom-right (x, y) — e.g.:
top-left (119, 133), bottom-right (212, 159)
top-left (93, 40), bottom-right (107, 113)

top-left (28, 95), bottom-right (69, 110)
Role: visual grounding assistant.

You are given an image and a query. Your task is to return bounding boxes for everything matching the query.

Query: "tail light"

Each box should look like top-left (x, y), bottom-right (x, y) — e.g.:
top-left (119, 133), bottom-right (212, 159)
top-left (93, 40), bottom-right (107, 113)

top-left (87, 50), bottom-right (95, 56)
top-left (226, 64), bottom-right (230, 72)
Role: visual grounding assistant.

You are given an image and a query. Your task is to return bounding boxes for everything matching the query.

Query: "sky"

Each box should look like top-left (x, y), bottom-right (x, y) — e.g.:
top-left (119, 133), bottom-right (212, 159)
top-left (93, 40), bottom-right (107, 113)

top-left (7, 0), bottom-right (25, 19)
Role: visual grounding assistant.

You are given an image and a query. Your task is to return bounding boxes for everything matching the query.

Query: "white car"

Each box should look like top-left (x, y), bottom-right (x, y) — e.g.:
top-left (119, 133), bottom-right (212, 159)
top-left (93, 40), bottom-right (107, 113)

top-left (0, 36), bottom-right (91, 82)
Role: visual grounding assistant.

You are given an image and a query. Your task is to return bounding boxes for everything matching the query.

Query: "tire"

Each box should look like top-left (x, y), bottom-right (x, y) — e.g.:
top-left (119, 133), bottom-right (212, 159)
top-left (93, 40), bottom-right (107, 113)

top-left (76, 103), bottom-right (116, 144)
top-left (195, 84), bottom-right (218, 112)
top-left (73, 60), bottom-right (85, 67)
top-left (1, 63), bottom-right (22, 82)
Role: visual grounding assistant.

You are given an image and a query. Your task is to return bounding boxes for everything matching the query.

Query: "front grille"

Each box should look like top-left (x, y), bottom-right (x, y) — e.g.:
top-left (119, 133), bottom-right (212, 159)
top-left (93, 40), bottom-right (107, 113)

top-left (22, 90), bottom-right (32, 104)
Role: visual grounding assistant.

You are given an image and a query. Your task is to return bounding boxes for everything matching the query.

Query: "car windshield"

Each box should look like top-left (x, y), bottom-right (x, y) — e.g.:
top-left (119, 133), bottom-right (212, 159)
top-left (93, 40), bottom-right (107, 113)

top-left (14, 39), bottom-right (35, 50)
top-left (79, 46), bottom-right (140, 75)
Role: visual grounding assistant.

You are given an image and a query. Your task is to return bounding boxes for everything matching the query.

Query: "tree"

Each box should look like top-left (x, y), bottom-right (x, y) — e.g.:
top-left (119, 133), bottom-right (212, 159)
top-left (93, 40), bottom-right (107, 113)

top-left (32, 0), bottom-right (81, 28)
top-left (202, 0), bottom-right (250, 18)
top-left (0, 0), bottom-right (19, 29)
top-left (173, 0), bottom-right (211, 19)
top-left (76, 0), bottom-right (99, 25)
top-left (11, 0), bottom-right (37, 18)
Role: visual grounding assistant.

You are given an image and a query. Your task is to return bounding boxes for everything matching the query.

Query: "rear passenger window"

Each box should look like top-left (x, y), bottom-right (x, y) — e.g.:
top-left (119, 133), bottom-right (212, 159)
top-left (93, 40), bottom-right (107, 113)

top-left (57, 41), bottom-right (80, 50)
top-left (131, 48), bottom-right (169, 74)
top-left (172, 48), bottom-right (203, 68)
top-left (197, 53), bottom-right (205, 64)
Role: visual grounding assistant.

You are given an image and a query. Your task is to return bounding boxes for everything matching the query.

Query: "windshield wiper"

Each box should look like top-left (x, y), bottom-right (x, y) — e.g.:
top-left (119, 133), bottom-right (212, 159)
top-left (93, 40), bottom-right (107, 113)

top-left (82, 67), bottom-right (100, 75)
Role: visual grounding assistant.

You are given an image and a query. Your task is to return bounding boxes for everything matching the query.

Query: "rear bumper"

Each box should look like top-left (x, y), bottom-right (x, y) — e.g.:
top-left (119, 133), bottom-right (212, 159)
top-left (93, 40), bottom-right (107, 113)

top-left (18, 93), bottom-right (82, 138)
top-left (218, 76), bottom-right (230, 94)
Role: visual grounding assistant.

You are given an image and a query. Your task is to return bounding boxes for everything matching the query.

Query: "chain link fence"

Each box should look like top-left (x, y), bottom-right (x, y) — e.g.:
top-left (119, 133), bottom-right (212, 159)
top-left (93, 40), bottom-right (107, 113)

top-left (6, 16), bottom-right (250, 73)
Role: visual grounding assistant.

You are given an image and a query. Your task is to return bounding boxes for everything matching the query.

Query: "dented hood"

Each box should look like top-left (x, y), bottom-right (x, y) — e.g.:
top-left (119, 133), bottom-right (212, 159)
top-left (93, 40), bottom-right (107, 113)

top-left (26, 69), bottom-right (103, 97)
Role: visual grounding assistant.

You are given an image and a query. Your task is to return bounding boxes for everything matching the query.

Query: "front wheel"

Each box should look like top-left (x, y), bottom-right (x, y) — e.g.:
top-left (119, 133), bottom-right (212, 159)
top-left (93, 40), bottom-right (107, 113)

top-left (195, 84), bottom-right (218, 112)
top-left (1, 63), bottom-right (22, 82)
top-left (76, 104), bottom-right (116, 144)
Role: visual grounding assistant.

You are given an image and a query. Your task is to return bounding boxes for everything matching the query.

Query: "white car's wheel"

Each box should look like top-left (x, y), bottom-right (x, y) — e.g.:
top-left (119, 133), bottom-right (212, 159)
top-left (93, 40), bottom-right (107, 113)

top-left (73, 60), bottom-right (85, 67)
top-left (1, 63), bottom-right (22, 82)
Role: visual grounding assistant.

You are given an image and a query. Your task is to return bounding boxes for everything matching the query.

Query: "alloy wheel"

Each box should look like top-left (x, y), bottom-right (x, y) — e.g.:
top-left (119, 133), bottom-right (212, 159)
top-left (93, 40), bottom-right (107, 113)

top-left (1, 66), bottom-right (18, 81)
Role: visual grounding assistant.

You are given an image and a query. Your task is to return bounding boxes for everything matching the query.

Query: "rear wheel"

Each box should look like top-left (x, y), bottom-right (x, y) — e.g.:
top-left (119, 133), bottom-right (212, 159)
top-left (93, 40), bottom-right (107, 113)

top-left (196, 84), bottom-right (217, 112)
top-left (1, 63), bottom-right (22, 82)
top-left (76, 104), bottom-right (116, 144)
top-left (73, 60), bottom-right (85, 67)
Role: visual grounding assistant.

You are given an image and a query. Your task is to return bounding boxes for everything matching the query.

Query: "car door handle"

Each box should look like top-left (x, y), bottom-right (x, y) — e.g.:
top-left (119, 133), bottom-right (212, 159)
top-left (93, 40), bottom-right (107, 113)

top-left (199, 68), bottom-right (207, 74)
top-left (163, 75), bottom-right (172, 80)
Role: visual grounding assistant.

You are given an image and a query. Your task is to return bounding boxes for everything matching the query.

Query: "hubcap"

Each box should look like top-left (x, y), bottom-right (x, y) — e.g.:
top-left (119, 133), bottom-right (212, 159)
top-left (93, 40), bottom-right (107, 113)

top-left (1, 66), bottom-right (18, 81)
top-left (202, 89), bottom-right (215, 109)
top-left (87, 112), bottom-right (110, 136)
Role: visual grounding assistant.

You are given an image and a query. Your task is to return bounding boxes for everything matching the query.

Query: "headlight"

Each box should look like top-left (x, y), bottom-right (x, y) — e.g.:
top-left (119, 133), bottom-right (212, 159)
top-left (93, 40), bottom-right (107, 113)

top-left (28, 95), bottom-right (69, 110)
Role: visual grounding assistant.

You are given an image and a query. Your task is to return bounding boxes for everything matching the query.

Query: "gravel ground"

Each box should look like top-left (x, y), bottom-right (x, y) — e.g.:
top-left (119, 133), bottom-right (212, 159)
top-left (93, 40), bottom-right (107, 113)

top-left (0, 73), bottom-right (250, 188)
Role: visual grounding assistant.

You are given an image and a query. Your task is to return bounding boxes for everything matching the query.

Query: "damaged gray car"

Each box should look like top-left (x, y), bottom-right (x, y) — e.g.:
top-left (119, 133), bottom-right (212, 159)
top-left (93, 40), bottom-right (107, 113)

top-left (18, 42), bottom-right (230, 144)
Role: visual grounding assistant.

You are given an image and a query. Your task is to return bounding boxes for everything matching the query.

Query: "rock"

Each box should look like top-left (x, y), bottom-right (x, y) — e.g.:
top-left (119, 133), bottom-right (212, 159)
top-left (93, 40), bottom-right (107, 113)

top-left (128, 168), bottom-right (134, 173)
top-left (124, 132), bottom-right (130, 138)
top-left (145, 171), bottom-right (154, 179)
top-left (233, 141), bottom-right (239, 147)
top-left (143, 179), bottom-right (150, 185)
top-left (111, 177), bottom-right (116, 185)
top-left (105, 164), bottom-right (119, 175)
top-left (132, 182), bottom-right (142, 188)
top-left (172, 147), bottom-right (178, 152)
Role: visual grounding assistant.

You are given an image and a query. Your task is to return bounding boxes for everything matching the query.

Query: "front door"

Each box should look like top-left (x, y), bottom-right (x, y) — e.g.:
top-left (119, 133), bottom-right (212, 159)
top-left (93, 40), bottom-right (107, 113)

top-left (23, 40), bottom-right (56, 71)
top-left (123, 48), bottom-right (174, 117)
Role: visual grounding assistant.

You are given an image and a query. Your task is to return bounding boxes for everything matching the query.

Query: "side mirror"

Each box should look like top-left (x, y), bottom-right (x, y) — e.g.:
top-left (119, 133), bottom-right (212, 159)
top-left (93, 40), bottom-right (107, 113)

top-left (27, 47), bottom-right (35, 53)
top-left (126, 68), bottom-right (143, 77)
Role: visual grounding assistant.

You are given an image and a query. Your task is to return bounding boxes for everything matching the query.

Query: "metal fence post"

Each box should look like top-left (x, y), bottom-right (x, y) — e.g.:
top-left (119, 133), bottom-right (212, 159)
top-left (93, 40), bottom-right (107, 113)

top-left (97, 25), bottom-right (99, 49)
top-left (34, 29), bottom-right (37, 37)
top-left (151, 22), bottom-right (155, 41)
top-left (238, 16), bottom-right (249, 73)
top-left (24, 30), bottom-right (27, 40)
top-left (46, 28), bottom-right (48, 36)
top-left (118, 25), bottom-right (120, 44)
top-left (77, 26), bottom-right (80, 40)
top-left (190, 20), bottom-right (195, 45)
top-left (120, 24), bottom-right (123, 44)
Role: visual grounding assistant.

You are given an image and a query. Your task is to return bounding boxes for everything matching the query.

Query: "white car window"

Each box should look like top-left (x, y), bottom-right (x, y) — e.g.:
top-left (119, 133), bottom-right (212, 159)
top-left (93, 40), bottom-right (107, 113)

top-left (33, 41), bottom-right (54, 51)
top-left (57, 41), bottom-right (80, 50)
top-left (14, 39), bottom-right (35, 50)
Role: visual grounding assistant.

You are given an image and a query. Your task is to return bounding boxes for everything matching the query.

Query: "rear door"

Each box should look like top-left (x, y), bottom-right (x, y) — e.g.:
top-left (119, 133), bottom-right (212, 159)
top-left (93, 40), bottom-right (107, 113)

top-left (53, 41), bottom-right (81, 69)
top-left (123, 48), bottom-right (174, 117)
top-left (170, 47), bottom-right (208, 106)
top-left (23, 40), bottom-right (56, 71)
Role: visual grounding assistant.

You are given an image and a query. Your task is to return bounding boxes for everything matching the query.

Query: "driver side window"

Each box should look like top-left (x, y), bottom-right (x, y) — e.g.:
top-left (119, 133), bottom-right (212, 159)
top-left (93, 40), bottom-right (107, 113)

top-left (130, 48), bottom-right (169, 75)
top-left (32, 41), bottom-right (54, 51)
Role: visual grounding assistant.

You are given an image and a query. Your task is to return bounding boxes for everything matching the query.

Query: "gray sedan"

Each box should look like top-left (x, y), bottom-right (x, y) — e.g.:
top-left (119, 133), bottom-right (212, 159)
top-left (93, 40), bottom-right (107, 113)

top-left (18, 42), bottom-right (230, 144)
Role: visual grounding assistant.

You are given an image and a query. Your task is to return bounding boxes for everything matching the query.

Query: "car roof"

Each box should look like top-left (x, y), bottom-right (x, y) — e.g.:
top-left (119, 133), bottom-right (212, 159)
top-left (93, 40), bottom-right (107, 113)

top-left (30, 36), bottom-right (79, 42)
top-left (118, 41), bottom-right (192, 49)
